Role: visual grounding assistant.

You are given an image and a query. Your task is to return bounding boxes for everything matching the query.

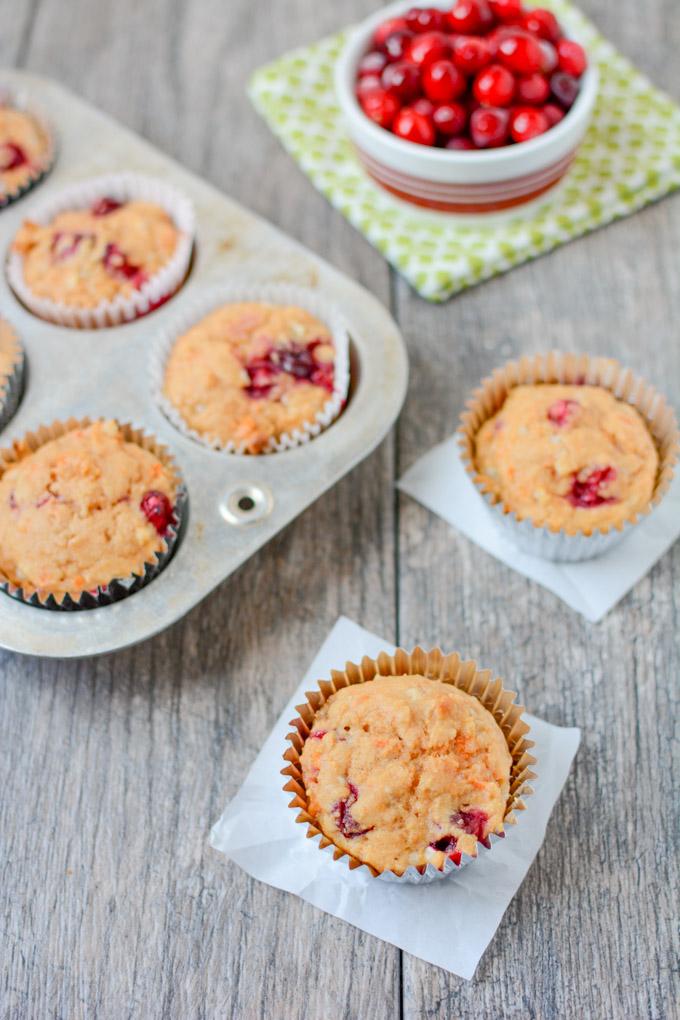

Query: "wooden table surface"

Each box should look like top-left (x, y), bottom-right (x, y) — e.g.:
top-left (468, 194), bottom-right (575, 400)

top-left (1, 1), bottom-right (679, 1017)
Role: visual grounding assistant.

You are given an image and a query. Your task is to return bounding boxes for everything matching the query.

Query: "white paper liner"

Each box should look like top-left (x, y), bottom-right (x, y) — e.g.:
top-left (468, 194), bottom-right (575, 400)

top-left (0, 418), bottom-right (187, 611)
top-left (0, 84), bottom-right (56, 209)
top-left (151, 281), bottom-right (351, 454)
top-left (6, 172), bottom-right (195, 328)
top-left (283, 647), bottom-right (536, 884)
top-left (459, 352), bottom-right (680, 563)
top-left (0, 317), bottom-right (25, 432)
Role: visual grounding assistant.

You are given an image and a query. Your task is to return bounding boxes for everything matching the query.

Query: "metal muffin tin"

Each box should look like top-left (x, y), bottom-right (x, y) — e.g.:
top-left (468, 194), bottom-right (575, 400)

top-left (0, 70), bottom-right (408, 658)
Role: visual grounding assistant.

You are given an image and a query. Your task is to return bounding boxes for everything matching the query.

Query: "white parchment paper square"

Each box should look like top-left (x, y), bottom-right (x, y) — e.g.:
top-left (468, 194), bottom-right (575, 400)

top-left (210, 617), bottom-right (580, 979)
top-left (398, 438), bottom-right (680, 623)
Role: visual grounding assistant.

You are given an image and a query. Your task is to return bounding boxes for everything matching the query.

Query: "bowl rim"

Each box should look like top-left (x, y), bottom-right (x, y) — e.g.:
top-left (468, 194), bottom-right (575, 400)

top-left (335, 0), bottom-right (599, 167)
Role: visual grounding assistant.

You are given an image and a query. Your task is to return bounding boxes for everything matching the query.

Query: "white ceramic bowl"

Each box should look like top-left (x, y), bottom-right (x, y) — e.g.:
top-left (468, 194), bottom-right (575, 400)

top-left (335, 0), bottom-right (598, 214)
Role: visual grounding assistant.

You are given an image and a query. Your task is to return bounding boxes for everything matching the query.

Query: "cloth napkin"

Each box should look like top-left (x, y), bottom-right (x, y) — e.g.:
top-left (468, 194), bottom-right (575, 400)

top-left (210, 616), bottom-right (580, 979)
top-left (249, 0), bottom-right (680, 302)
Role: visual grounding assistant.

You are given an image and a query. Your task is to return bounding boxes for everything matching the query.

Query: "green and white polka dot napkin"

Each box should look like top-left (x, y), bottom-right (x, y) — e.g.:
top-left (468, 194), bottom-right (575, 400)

top-left (249, 0), bottom-right (680, 302)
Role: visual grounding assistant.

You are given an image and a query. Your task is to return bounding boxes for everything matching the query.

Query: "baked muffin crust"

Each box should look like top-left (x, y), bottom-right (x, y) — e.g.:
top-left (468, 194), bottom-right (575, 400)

top-left (0, 105), bottom-right (50, 195)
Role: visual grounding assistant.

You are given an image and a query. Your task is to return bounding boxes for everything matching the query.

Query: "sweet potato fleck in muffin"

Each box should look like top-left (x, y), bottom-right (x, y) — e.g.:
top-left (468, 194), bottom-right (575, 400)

top-left (474, 384), bottom-right (658, 533)
top-left (300, 675), bottom-right (512, 874)
top-left (0, 420), bottom-right (177, 595)
top-left (163, 301), bottom-right (337, 453)
top-left (0, 105), bottom-right (50, 195)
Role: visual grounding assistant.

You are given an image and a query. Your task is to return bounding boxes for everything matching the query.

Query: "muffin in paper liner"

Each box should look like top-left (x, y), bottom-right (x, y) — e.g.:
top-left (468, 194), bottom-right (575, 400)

top-left (459, 352), bottom-right (680, 563)
top-left (282, 647), bottom-right (536, 884)
top-left (0, 85), bottom-right (56, 210)
top-left (151, 282), bottom-right (351, 455)
top-left (0, 417), bottom-right (187, 610)
top-left (6, 172), bottom-right (195, 329)
top-left (0, 317), bottom-right (25, 432)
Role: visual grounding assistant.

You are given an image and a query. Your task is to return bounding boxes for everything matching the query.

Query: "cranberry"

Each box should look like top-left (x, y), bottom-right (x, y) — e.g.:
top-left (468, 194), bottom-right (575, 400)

top-left (383, 29), bottom-right (414, 61)
top-left (422, 59), bottom-right (467, 102)
top-left (309, 729), bottom-right (327, 740)
top-left (547, 398), bottom-right (580, 426)
top-left (405, 6), bottom-right (446, 33)
top-left (140, 490), bottom-right (173, 535)
top-left (245, 341), bottom-right (334, 397)
top-left (451, 808), bottom-right (489, 840)
top-left (412, 97), bottom-right (436, 118)
top-left (356, 73), bottom-right (383, 98)
top-left (381, 60), bottom-right (420, 101)
top-left (488, 0), bottom-right (524, 23)
top-left (429, 834), bottom-right (462, 864)
top-left (543, 101), bottom-right (565, 126)
top-left (393, 105), bottom-right (436, 145)
top-left (470, 105), bottom-right (510, 146)
top-left (473, 63), bottom-right (516, 107)
top-left (374, 16), bottom-right (409, 50)
top-left (102, 242), bottom-right (147, 288)
top-left (91, 196), bottom-right (123, 216)
top-left (557, 38), bottom-right (587, 77)
top-left (360, 88), bottom-right (401, 127)
top-left (357, 50), bottom-right (388, 77)
top-left (497, 30), bottom-right (544, 74)
top-left (244, 360), bottom-right (276, 399)
top-left (567, 466), bottom-right (617, 508)
top-left (510, 106), bottom-right (550, 142)
top-left (447, 0), bottom-right (494, 34)
top-left (516, 72), bottom-right (550, 104)
top-left (332, 782), bottom-right (373, 839)
top-left (50, 231), bottom-right (93, 262)
top-left (446, 136), bottom-right (477, 149)
top-left (433, 101), bottom-right (468, 137)
top-left (522, 8), bottom-right (561, 42)
top-left (405, 30), bottom-right (450, 67)
top-left (538, 39), bottom-right (559, 73)
top-left (550, 71), bottom-right (579, 108)
top-left (0, 142), bottom-right (29, 171)
top-left (452, 35), bottom-right (492, 74)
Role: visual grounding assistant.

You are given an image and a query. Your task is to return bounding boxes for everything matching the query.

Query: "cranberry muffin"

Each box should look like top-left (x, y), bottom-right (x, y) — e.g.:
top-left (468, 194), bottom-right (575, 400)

top-left (0, 102), bottom-right (52, 200)
top-left (0, 419), bottom-right (178, 600)
top-left (474, 383), bottom-right (659, 533)
top-left (162, 300), bottom-right (342, 453)
top-left (299, 675), bottom-right (512, 875)
top-left (0, 318), bottom-right (24, 429)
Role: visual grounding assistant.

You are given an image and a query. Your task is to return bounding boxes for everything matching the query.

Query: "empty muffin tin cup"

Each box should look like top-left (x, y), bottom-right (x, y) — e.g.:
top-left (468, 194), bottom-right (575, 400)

top-left (0, 84), bottom-right (56, 209)
top-left (151, 281), bottom-right (351, 455)
top-left (283, 646), bottom-right (535, 884)
top-left (0, 417), bottom-right (187, 610)
top-left (0, 316), bottom-right (25, 432)
top-left (6, 171), bottom-right (195, 328)
top-left (459, 352), bottom-right (680, 562)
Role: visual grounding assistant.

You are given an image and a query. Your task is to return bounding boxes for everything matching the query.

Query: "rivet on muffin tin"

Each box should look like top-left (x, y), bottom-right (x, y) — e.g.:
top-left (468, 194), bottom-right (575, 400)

top-left (220, 482), bottom-right (274, 526)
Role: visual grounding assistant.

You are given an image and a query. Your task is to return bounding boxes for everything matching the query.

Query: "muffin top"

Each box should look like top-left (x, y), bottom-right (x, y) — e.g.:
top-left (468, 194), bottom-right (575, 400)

top-left (12, 197), bottom-right (180, 308)
top-left (0, 105), bottom-right (50, 195)
top-left (299, 675), bottom-right (511, 874)
top-left (0, 319), bottom-right (19, 383)
top-left (163, 301), bottom-right (337, 453)
top-left (0, 419), bottom-right (177, 595)
top-left (474, 383), bottom-right (659, 533)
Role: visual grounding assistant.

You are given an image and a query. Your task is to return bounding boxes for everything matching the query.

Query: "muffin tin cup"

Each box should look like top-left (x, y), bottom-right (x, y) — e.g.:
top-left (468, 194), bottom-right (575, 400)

top-left (151, 281), bottom-right (351, 454)
top-left (6, 171), bottom-right (195, 328)
top-left (282, 646), bottom-right (536, 885)
top-left (0, 317), bottom-right (25, 432)
top-left (459, 352), bottom-right (680, 563)
top-left (0, 417), bottom-right (187, 611)
top-left (0, 84), bottom-right (56, 210)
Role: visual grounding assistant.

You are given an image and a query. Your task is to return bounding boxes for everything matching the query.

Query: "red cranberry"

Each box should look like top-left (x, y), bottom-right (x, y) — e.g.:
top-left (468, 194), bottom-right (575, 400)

top-left (447, 0), bottom-right (494, 34)
top-left (522, 8), bottom-right (561, 42)
top-left (433, 101), bottom-right (468, 137)
top-left (332, 782), bottom-right (373, 839)
top-left (405, 6), bottom-right (446, 33)
top-left (557, 38), bottom-right (587, 77)
top-left (374, 16), bottom-right (409, 50)
top-left (50, 231), bottom-right (93, 262)
top-left (422, 59), bottom-right (467, 102)
top-left (383, 29), bottom-right (414, 61)
top-left (244, 360), bottom-right (276, 399)
top-left (452, 35), bottom-right (492, 74)
top-left (497, 30), bottom-right (544, 74)
top-left (511, 106), bottom-right (550, 142)
top-left (140, 490), bottom-right (173, 535)
top-left (516, 72), bottom-right (550, 104)
top-left (488, 0), bottom-right (524, 23)
top-left (567, 466), bottom-right (617, 508)
top-left (470, 105), bottom-right (510, 146)
top-left (360, 88), bottom-right (401, 127)
top-left (102, 242), bottom-right (147, 288)
top-left (473, 63), bottom-right (516, 107)
top-left (446, 136), bottom-right (477, 149)
top-left (356, 73), bottom-right (383, 98)
top-left (358, 50), bottom-right (389, 77)
top-left (393, 105), bottom-right (436, 145)
top-left (451, 808), bottom-right (489, 840)
top-left (547, 398), bottom-right (580, 426)
top-left (429, 834), bottom-right (462, 864)
top-left (543, 101), bottom-right (565, 126)
top-left (309, 729), bottom-right (327, 740)
top-left (381, 60), bottom-right (420, 101)
top-left (412, 97), bottom-right (436, 118)
top-left (405, 30), bottom-right (450, 67)
top-left (91, 196), bottom-right (123, 216)
top-left (538, 39), bottom-right (559, 73)
top-left (0, 142), bottom-right (29, 171)
top-left (550, 71), bottom-right (579, 108)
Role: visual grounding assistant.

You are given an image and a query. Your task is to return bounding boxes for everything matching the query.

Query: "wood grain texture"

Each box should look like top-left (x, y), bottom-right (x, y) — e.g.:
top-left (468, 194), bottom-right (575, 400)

top-left (0, 0), bottom-right (679, 1017)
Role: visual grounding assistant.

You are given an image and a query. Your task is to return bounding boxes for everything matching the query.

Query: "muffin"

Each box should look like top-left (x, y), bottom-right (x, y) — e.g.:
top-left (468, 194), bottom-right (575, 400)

top-left (0, 317), bottom-right (25, 431)
top-left (0, 418), bottom-right (183, 608)
top-left (160, 295), bottom-right (348, 454)
top-left (285, 649), bottom-right (535, 882)
top-left (0, 98), bottom-right (53, 204)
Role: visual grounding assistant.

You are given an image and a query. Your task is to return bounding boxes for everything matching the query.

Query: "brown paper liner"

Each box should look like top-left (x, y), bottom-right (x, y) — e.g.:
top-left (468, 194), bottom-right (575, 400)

top-left (459, 352), bottom-right (680, 540)
top-left (282, 647), bottom-right (536, 880)
top-left (0, 317), bottom-right (25, 431)
top-left (0, 417), bottom-right (187, 610)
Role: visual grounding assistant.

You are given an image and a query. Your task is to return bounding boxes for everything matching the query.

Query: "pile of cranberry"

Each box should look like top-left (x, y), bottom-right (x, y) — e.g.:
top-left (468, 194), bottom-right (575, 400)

top-left (355, 0), bottom-right (588, 149)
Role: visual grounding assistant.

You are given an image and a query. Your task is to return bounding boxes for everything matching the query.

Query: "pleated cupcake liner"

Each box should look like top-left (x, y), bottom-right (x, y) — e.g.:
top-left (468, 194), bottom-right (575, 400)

top-left (283, 646), bottom-right (536, 884)
top-left (0, 417), bottom-right (187, 611)
top-left (7, 172), bottom-right (195, 328)
top-left (0, 317), bottom-right (25, 432)
top-left (0, 84), bottom-right (56, 210)
top-left (151, 281), bottom-right (351, 455)
top-left (459, 351), bottom-right (680, 562)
